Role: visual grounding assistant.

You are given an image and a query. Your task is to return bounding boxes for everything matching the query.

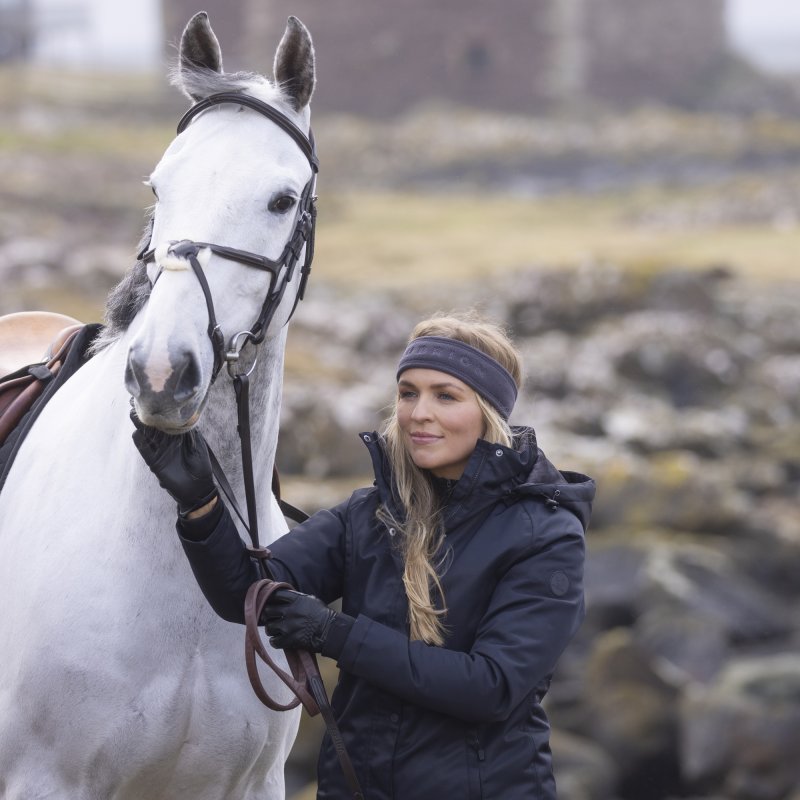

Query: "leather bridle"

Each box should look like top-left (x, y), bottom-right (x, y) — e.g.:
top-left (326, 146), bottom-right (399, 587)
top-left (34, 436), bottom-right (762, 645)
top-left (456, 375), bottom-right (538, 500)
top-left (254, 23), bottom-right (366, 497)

top-left (138, 89), bottom-right (320, 558)
top-left (138, 91), bottom-right (318, 380)
top-left (137, 90), bottom-right (319, 553)
top-left (137, 92), bottom-right (364, 800)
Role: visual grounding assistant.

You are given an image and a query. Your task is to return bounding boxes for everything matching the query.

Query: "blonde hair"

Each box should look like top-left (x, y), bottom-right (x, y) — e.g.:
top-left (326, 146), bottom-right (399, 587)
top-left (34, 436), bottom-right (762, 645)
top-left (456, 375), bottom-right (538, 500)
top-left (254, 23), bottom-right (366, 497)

top-left (378, 313), bottom-right (522, 645)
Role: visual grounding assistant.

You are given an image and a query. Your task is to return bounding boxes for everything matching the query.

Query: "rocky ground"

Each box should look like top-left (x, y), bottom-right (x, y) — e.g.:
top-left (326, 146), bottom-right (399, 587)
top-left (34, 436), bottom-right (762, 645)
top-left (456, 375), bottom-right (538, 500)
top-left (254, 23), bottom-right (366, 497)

top-left (2, 78), bottom-right (799, 798)
top-left (277, 266), bottom-right (800, 800)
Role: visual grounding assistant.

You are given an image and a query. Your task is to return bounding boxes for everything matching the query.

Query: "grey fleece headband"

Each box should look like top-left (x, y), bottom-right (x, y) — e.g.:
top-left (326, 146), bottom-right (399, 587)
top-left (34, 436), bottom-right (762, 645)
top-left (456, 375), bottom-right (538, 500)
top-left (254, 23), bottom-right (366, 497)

top-left (396, 336), bottom-right (518, 419)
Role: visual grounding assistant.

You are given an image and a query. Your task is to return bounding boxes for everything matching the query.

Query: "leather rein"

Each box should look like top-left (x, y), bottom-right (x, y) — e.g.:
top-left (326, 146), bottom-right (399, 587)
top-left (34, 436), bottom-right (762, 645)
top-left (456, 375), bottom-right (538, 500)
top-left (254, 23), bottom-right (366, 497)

top-left (140, 92), bottom-right (363, 800)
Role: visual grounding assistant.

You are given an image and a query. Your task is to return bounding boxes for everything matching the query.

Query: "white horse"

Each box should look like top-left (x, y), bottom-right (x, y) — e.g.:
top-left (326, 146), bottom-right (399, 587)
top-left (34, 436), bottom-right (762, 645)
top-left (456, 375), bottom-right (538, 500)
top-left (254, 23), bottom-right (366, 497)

top-left (0, 13), bottom-right (317, 799)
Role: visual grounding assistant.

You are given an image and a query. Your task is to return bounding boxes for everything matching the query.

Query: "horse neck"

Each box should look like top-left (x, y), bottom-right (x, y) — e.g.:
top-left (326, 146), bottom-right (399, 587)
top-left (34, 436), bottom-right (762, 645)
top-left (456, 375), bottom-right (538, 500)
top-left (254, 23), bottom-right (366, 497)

top-left (198, 328), bottom-right (287, 517)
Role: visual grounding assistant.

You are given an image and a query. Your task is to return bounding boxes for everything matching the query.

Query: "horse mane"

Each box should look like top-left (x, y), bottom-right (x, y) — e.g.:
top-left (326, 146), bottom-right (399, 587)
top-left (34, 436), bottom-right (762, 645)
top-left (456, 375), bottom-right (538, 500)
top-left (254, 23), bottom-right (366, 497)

top-left (168, 63), bottom-right (285, 107)
top-left (90, 218), bottom-right (153, 353)
top-left (92, 67), bottom-right (293, 354)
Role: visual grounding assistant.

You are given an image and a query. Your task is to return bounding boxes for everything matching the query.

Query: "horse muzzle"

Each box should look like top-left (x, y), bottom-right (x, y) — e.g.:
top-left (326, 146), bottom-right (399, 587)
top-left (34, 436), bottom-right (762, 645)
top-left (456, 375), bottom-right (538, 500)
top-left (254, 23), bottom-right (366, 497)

top-left (125, 343), bottom-right (206, 430)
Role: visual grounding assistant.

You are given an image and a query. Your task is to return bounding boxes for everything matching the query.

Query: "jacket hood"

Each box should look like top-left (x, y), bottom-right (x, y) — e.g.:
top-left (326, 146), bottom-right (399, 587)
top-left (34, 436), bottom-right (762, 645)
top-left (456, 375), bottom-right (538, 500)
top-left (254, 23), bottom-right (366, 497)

top-left (511, 431), bottom-right (596, 534)
top-left (359, 426), bottom-right (595, 533)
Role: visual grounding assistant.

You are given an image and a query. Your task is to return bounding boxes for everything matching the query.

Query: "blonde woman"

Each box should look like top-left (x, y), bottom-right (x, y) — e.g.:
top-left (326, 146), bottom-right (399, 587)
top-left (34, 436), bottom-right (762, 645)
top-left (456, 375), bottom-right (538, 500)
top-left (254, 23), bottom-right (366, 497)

top-left (132, 313), bottom-right (595, 800)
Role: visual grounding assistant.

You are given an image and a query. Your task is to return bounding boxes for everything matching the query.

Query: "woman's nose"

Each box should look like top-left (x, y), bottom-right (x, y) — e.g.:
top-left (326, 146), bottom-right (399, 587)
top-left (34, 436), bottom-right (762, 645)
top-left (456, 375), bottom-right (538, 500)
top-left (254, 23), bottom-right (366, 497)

top-left (410, 395), bottom-right (432, 421)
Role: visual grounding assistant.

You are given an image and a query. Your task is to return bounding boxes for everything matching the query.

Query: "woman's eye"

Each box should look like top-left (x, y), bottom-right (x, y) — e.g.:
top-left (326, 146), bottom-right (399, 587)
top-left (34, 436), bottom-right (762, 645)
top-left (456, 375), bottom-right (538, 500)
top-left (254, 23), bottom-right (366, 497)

top-left (438, 393), bottom-right (455, 401)
top-left (269, 195), bottom-right (296, 213)
top-left (398, 390), bottom-right (416, 400)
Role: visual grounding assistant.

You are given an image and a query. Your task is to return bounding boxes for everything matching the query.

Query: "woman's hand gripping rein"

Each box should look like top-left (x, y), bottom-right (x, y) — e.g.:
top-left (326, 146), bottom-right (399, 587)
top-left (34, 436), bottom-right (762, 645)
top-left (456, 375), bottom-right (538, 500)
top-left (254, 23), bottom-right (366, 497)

top-left (263, 588), bottom-right (354, 660)
top-left (130, 409), bottom-right (219, 518)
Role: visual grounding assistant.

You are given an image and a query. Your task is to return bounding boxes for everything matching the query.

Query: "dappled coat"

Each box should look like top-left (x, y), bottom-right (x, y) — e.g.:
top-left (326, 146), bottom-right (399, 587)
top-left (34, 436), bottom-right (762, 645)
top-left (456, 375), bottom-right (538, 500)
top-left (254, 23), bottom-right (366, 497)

top-left (178, 428), bottom-right (595, 800)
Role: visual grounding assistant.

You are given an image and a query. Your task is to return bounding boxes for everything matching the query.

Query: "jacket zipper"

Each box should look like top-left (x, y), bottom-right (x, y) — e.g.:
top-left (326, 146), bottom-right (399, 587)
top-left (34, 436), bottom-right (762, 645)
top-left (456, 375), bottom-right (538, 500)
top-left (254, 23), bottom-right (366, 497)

top-left (466, 730), bottom-right (485, 800)
top-left (468, 732), bottom-right (485, 762)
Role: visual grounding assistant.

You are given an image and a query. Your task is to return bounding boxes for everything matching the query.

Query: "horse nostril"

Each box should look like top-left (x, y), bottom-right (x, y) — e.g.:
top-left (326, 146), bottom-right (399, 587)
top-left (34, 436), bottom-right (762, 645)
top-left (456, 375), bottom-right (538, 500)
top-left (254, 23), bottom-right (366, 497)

top-left (124, 349), bottom-right (145, 399)
top-left (173, 352), bottom-right (201, 404)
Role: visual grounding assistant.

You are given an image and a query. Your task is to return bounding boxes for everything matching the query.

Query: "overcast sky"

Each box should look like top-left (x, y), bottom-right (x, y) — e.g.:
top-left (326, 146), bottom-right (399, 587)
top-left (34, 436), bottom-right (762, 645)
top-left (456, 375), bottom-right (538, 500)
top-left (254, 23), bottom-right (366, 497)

top-left (728, 0), bottom-right (800, 72)
top-left (30, 0), bottom-right (162, 69)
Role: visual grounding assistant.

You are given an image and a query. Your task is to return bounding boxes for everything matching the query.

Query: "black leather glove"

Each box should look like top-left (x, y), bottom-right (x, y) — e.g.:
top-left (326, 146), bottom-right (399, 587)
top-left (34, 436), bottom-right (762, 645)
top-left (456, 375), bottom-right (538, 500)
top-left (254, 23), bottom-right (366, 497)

top-left (263, 588), bottom-right (345, 656)
top-left (130, 409), bottom-right (218, 516)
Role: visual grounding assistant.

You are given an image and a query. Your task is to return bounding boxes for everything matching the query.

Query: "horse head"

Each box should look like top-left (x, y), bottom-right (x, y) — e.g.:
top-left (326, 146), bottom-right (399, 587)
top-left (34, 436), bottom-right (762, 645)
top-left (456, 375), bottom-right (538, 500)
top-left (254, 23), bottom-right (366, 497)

top-left (125, 12), bottom-right (316, 432)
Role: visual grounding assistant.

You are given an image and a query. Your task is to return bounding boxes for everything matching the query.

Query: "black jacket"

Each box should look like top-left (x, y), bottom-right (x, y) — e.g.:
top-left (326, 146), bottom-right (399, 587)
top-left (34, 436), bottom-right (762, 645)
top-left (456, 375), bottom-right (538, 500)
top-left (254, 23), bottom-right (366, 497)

top-left (178, 428), bottom-right (594, 799)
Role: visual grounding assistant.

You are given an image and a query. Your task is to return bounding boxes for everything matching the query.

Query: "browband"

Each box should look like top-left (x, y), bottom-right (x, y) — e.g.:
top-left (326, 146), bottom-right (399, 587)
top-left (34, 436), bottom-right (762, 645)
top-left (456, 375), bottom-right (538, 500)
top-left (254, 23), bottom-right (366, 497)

top-left (176, 91), bottom-right (319, 172)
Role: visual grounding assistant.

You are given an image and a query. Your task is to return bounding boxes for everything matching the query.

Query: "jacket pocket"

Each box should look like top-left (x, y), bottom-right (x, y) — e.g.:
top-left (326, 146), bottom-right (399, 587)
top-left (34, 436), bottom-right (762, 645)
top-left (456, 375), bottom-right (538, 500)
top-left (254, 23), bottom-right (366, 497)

top-left (466, 729), bottom-right (485, 799)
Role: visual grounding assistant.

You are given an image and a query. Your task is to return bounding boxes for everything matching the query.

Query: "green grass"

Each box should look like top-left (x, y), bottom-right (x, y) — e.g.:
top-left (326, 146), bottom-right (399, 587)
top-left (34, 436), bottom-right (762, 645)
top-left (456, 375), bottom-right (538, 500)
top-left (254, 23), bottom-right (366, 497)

top-left (2, 63), bottom-right (797, 296)
top-left (0, 124), bottom-right (172, 160)
top-left (313, 187), bottom-right (799, 287)
top-left (0, 65), bottom-right (165, 109)
top-left (6, 184), bottom-right (796, 329)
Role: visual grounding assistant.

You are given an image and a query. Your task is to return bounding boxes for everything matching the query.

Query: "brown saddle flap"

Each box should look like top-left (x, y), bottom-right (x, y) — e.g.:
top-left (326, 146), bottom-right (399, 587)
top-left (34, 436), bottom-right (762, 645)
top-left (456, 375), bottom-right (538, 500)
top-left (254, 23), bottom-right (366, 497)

top-left (0, 312), bottom-right (85, 448)
top-left (0, 311), bottom-right (83, 376)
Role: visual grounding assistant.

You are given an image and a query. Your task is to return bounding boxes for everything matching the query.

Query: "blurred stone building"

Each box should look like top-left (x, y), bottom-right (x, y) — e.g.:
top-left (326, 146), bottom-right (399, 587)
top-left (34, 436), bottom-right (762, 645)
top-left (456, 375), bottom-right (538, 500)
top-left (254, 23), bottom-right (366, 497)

top-left (0, 0), bottom-right (33, 61)
top-left (163, 0), bottom-right (729, 115)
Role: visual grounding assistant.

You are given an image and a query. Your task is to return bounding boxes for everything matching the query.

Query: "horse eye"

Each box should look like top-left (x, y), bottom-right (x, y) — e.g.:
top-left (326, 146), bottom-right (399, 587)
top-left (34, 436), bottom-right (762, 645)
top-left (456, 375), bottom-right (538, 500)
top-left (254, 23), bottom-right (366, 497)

top-left (269, 195), bottom-right (296, 214)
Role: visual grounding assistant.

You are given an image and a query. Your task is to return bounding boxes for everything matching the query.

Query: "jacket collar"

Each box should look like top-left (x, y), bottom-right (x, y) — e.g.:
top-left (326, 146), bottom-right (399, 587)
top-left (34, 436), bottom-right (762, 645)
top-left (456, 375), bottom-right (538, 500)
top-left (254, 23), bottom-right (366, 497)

top-left (359, 427), bottom-right (595, 533)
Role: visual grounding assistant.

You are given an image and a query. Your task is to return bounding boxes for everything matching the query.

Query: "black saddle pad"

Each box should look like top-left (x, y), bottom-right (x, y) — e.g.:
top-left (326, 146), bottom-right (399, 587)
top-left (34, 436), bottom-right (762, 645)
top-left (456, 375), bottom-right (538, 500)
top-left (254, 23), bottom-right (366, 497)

top-left (0, 323), bottom-right (103, 494)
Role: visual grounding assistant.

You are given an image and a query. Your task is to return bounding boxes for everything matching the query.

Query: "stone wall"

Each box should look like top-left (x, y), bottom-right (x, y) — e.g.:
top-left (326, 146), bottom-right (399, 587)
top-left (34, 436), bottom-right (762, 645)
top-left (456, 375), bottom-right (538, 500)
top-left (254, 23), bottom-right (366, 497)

top-left (276, 265), bottom-right (800, 800)
top-left (583, 0), bottom-right (728, 107)
top-left (162, 0), bottom-right (731, 114)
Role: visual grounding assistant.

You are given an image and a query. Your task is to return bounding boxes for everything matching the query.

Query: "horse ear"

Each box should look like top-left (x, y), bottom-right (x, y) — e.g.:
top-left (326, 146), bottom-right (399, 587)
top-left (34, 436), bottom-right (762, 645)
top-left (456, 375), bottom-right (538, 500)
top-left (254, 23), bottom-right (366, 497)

top-left (273, 16), bottom-right (315, 111)
top-left (178, 11), bottom-right (223, 101)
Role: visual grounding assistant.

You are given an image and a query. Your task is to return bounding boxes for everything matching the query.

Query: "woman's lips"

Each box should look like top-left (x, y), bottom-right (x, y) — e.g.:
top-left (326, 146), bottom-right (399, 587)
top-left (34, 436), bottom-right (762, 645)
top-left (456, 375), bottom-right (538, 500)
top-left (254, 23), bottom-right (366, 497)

top-left (410, 432), bottom-right (441, 444)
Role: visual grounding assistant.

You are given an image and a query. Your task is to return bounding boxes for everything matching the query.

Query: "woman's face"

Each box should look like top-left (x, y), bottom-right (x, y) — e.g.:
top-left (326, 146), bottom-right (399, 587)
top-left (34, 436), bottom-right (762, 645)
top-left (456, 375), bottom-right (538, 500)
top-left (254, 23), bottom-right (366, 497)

top-left (396, 368), bottom-right (485, 480)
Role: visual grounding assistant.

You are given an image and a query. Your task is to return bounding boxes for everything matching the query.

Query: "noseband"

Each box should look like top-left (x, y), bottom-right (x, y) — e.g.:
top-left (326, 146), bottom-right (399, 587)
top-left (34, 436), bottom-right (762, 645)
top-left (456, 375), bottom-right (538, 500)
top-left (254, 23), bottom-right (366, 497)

top-left (138, 91), bottom-right (319, 380)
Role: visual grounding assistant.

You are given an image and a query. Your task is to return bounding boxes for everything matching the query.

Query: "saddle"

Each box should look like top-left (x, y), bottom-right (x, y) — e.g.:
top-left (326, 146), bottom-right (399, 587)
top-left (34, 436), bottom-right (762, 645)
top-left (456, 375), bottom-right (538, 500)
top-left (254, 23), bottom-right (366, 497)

top-left (0, 311), bottom-right (102, 493)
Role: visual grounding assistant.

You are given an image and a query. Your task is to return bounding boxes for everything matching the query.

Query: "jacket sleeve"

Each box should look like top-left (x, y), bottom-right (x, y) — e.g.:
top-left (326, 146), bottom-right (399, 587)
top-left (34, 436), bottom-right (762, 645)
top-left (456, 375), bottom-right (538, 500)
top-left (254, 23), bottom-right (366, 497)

top-left (176, 502), bottom-right (260, 624)
top-left (265, 503), bottom-right (347, 603)
top-left (336, 510), bottom-right (585, 724)
top-left (176, 497), bottom-right (349, 624)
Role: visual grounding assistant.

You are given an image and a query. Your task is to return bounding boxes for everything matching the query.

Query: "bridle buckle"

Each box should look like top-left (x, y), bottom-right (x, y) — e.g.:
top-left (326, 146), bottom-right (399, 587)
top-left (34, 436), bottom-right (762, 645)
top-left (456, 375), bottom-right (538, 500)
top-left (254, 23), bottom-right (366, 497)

top-left (226, 330), bottom-right (259, 378)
